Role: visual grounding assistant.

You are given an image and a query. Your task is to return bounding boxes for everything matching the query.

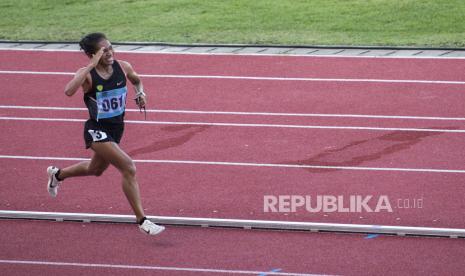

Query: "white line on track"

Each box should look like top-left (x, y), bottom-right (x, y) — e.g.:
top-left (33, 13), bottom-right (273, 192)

top-left (0, 46), bottom-right (464, 60)
top-left (1, 154), bottom-right (464, 174)
top-left (0, 259), bottom-right (324, 275)
top-left (2, 105), bottom-right (465, 121)
top-left (1, 70), bottom-right (465, 85)
top-left (0, 116), bottom-right (464, 133)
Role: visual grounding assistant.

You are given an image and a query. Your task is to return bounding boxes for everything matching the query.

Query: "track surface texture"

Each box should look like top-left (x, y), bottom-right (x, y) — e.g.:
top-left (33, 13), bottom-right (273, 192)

top-left (1, 49), bottom-right (464, 275)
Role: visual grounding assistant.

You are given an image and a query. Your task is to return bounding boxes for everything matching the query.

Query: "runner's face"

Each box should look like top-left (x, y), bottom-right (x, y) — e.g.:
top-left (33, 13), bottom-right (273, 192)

top-left (97, 39), bottom-right (114, 65)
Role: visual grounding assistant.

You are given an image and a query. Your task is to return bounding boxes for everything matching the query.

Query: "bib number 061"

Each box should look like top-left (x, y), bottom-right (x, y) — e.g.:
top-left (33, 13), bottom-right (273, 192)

top-left (102, 96), bottom-right (124, 112)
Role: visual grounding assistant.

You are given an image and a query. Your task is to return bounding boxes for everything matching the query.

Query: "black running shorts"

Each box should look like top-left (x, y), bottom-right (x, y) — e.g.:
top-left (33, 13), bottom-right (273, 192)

top-left (83, 119), bottom-right (124, 149)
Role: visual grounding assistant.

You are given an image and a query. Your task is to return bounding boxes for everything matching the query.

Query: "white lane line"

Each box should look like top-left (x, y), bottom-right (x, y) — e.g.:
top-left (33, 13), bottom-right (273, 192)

top-left (0, 105), bottom-right (87, 111)
top-left (0, 70), bottom-right (73, 76)
top-left (0, 116), bottom-right (463, 133)
top-left (2, 105), bottom-right (465, 121)
top-left (0, 46), bottom-right (464, 60)
top-left (0, 259), bottom-right (323, 276)
top-left (1, 70), bottom-right (464, 85)
top-left (1, 154), bottom-right (465, 174)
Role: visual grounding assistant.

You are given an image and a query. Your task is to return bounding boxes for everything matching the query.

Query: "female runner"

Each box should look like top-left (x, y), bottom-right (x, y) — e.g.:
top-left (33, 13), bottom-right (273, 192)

top-left (46, 33), bottom-right (164, 235)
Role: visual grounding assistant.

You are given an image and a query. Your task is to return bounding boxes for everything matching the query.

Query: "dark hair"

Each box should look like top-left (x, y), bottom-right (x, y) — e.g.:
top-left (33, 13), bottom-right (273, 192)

top-left (79, 33), bottom-right (107, 57)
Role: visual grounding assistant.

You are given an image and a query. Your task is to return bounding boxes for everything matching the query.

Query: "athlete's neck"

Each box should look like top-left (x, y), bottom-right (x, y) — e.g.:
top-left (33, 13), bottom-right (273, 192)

top-left (95, 63), bottom-right (113, 79)
top-left (96, 63), bottom-right (113, 73)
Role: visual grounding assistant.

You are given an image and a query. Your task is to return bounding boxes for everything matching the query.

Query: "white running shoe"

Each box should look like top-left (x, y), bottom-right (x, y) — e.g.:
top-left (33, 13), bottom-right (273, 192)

top-left (139, 219), bottom-right (165, 235)
top-left (47, 166), bottom-right (61, 197)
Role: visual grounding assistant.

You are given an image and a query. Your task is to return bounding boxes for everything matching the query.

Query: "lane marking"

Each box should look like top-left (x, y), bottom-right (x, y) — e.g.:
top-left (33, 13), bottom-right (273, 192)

top-left (0, 116), bottom-right (463, 133)
top-left (1, 70), bottom-right (465, 85)
top-left (1, 154), bottom-right (465, 174)
top-left (0, 46), bottom-right (464, 60)
top-left (0, 259), bottom-right (322, 275)
top-left (2, 105), bottom-right (465, 121)
top-left (0, 70), bottom-right (73, 76)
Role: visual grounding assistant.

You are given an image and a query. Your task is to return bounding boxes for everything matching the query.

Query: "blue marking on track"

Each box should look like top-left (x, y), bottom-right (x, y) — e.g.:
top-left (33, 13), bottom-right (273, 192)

top-left (258, 268), bottom-right (282, 275)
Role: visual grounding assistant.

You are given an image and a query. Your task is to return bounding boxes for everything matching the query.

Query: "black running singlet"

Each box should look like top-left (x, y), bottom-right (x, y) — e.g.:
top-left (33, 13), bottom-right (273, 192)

top-left (84, 61), bottom-right (127, 124)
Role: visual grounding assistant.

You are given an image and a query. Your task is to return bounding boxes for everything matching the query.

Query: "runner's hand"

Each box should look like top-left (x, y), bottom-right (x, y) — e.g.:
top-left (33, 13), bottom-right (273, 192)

top-left (135, 92), bottom-right (147, 108)
top-left (89, 48), bottom-right (104, 68)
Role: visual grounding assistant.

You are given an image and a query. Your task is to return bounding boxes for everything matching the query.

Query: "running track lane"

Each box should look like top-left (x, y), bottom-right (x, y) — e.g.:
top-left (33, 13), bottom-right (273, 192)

top-left (1, 50), bottom-right (465, 81)
top-left (2, 107), bottom-right (465, 130)
top-left (2, 158), bottom-right (465, 228)
top-left (2, 72), bottom-right (465, 118)
top-left (2, 119), bottom-right (465, 173)
top-left (1, 220), bottom-right (464, 275)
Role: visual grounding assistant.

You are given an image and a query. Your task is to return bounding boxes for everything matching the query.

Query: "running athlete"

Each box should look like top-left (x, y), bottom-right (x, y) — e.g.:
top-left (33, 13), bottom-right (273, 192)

top-left (46, 33), bottom-right (164, 235)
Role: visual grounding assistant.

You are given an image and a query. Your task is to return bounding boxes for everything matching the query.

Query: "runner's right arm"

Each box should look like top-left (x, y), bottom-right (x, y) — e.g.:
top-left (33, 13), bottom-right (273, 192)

top-left (64, 48), bottom-right (104, 96)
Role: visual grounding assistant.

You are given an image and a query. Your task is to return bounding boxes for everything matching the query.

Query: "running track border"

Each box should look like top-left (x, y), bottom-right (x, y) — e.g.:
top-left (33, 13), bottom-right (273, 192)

top-left (1, 210), bottom-right (464, 238)
top-left (1, 42), bottom-right (465, 58)
top-left (0, 259), bottom-right (322, 276)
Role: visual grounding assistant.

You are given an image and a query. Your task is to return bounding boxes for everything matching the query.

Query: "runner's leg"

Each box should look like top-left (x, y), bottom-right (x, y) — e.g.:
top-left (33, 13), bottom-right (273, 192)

top-left (57, 153), bottom-right (110, 179)
top-left (90, 141), bottom-right (145, 221)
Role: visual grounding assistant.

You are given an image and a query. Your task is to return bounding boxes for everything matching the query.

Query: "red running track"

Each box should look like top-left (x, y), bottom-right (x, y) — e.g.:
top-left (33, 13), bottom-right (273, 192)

top-left (1, 112), bottom-right (465, 227)
top-left (2, 50), bottom-right (465, 81)
top-left (1, 49), bottom-right (465, 275)
top-left (1, 220), bottom-right (465, 276)
top-left (2, 74), bottom-right (465, 121)
top-left (1, 50), bottom-right (465, 226)
top-left (2, 157), bottom-right (465, 227)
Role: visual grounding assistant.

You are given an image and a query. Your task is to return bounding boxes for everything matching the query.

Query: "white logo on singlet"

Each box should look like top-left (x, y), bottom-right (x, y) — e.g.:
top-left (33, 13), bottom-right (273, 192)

top-left (88, 130), bottom-right (108, 142)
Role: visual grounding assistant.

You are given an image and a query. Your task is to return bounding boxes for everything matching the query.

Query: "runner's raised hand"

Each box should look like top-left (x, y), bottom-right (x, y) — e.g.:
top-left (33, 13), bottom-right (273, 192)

top-left (89, 47), bottom-right (105, 68)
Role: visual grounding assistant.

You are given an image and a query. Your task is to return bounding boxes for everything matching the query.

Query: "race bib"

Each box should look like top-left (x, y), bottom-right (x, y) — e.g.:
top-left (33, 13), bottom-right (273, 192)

top-left (96, 87), bottom-right (127, 120)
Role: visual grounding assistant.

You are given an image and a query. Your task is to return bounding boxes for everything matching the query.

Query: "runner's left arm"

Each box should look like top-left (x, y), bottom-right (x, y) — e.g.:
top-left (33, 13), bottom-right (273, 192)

top-left (119, 60), bottom-right (146, 108)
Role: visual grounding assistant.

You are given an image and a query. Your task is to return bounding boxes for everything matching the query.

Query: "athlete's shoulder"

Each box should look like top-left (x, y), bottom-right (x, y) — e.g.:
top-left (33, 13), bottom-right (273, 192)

top-left (117, 59), bottom-right (130, 65)
top-left (75, 67), bottom-right (93, 78)
top-left (116, 60), bottom-right (135, 75)
top-left (117, 60), bottom-right (133, 70)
